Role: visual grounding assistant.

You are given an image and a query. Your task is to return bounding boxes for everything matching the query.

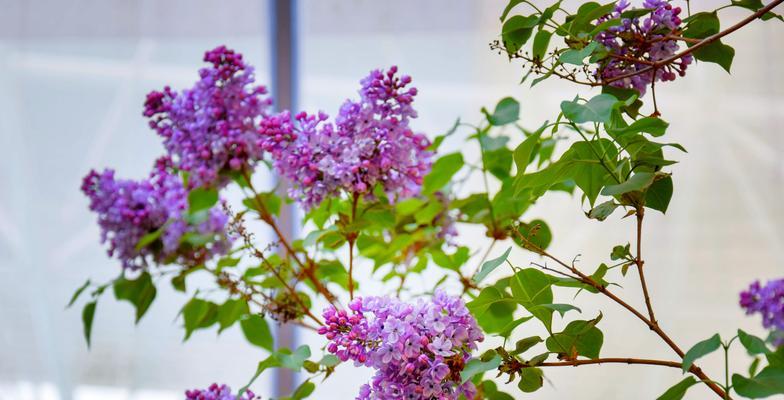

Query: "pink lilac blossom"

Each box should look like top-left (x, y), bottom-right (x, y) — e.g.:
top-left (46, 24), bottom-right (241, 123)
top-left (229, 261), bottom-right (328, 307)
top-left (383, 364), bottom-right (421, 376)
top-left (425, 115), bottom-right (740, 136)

top-left (595, 0), bottom-right (692, 94)
top-left (740, 278), bottom-right (784, 345)
top-left (266, 67), bottom-right (433, 209)
top-left (81, 158), bottom-right (231, 269)
top-left (143, 46), bottom-right (274, 188)
top-left (318, 292), bottom-right (483, 399)
top-left (185, 383), bottom-right (256, 400)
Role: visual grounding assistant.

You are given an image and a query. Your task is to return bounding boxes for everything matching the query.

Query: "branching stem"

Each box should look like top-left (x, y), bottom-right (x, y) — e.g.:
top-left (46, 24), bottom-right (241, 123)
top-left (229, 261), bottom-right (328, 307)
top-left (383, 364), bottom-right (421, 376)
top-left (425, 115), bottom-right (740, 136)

top-left (510, 227), bottom-right (730, 399)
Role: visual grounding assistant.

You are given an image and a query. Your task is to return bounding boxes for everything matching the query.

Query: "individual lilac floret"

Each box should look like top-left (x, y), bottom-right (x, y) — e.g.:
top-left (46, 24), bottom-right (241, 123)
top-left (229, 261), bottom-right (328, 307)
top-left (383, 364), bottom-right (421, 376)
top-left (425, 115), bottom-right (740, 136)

top-left (318, 292), bottom-right (484, 399)
top-left (595, 0), bottom-right (692, 94)
top-left (740, 278), bottom-right (784, 346)
top-left (81, 159), bottom-right (231, 269)
top-left (144, 46), bottom-right (274, 188)
top-left (185, 383), bottom-right (256, 400)
top-left (267, 67), bottom-right (433, 208)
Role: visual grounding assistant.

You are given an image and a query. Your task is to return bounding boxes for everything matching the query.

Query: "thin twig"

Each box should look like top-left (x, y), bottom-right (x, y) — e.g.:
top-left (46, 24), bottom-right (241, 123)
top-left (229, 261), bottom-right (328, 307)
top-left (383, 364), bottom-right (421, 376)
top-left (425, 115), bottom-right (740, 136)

top-left (635, 208), bottom-right (657, 325)
top-left (536, 357), bottom-right (682, 369)
top-left (509, 227), bottom-right (730, 399)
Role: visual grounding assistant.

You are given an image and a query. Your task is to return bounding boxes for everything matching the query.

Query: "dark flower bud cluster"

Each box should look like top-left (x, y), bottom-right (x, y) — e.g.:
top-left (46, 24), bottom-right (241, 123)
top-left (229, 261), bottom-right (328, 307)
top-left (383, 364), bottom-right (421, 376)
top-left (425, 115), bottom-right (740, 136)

top-left (595, 0), bottom-right (692, 94)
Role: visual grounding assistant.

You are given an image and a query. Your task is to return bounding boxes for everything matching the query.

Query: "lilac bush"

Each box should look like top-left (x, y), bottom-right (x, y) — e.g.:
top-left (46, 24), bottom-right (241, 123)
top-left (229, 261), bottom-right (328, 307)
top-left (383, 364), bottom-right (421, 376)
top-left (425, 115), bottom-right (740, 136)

top-left (143, 46), bottom-right (274, 188)
top-left (268, 66), bottom-right (432, 208)
top-left (185, 384), bottom-right (256, 400)
top-left (70, 1), bottom-right (784, 399)
top-left (741, 279), bottom-right (784, 345)
top-left (319, 293), bottom-right (483, 399)
top-left (81, 157), bottom-right (231, 269)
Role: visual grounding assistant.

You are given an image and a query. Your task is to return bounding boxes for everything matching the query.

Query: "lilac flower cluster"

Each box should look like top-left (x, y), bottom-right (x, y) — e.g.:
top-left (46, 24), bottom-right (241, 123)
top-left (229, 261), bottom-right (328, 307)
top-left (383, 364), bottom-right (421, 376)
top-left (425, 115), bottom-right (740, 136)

top-left (740, 278), bottom-right (784, 345)
top-left (318, 292), bottom-right (483, 399)
top-left (81, 158), bottom-right (231, 269)
top-left (144, 46), bottom-right (274, 188)
top-left (266, 66), bottom-right (433, 208)
top-left (185, 383), bottom-right (256, 400)
top-left (595, 0), bottom-right (692, 94)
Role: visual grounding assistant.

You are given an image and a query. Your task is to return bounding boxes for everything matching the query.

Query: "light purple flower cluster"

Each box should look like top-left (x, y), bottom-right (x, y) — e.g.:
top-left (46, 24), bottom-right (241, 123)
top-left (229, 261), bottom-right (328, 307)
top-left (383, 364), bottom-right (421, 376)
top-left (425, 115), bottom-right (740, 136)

top-left (143, 46), bottom-right (274, 188)
top-left (318, 292), bottom-right (483, 399)
top-left (266, 67), bottom-right (433, 208)
top-left (185, 383), bottom-right (256, 400)
top-left (595, 0), bottom-right (692, 94)
top-left (740, 278), bottom-right (784, 345)
top-left (81, 158), bottom-right (231, 269)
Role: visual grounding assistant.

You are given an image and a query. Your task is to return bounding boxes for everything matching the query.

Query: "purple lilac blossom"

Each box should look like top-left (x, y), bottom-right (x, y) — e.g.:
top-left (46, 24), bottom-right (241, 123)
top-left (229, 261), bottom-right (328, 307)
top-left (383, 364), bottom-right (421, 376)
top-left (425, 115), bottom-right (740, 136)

top-left (143, 46), bottom-right (274, 188)
top-left (318, 292), bottom-right (483, 399)
top-left (81, 158), bottom-right (231, 269)
top-left (595, 0), bottom-right (692, 94)
top-left (740, 278), bottom-right (784, 345)
top-left (185, 383), bottom-right (256, 400)
top-left (266, 66), bottom-right (433, 209)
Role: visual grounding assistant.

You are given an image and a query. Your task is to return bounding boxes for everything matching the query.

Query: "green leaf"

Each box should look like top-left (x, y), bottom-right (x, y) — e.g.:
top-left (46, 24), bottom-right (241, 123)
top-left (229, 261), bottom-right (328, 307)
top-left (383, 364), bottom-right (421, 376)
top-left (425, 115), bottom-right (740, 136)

top-left (511, 336), bottom-right (543, 355)
top-left (656, 376), bottom-right (698, 400)
top-left (684, 12), bottom-right (720, 39)
top-left (82, 301), bottom-right (97, 347)
top-left (461, 355), bottom-right (502, 384)
top-left (588, 200), bottom-right (619, 221)
top-left (694, 42), bottom-right (735, 73)
top-left (113, 271), bottom-right (157, 323)
top-left (511, 268), bottom-right (554, 329)
top-left (319, 354), bottom-right (340, 367)
top-left (514, 129), bottom-right (542, 175)
top-left (532, 30), bottom-right (553, 60)
top-left (182, 298), bottom-right (216, 340)
top-left (537, 303), bottom-right (581, 317)
top-left (498, 316), bottom-right (535, 339)
top-left (602, 172), bottom-right (655, 196)
top-left (559, 41), bottom-right (599, 65)
top-left (68, 279), bottom-right (91, 308)
top-left (467, 287), bottom-right (517, 334)
top-left (609, 117), bottom-right (669, 137)
top-left (218, 299), bottom-right (249, 333)
top-left (738, 329), bottom-right (771, 355)
top-left (241, 314), bottom-right (274, 351)
top-left (290, 381), bottom-right (316, 400)
top-left (395, 198), bottom-right (425, 216)
top-left (733, 367), bottom-right (784, 398)
top-left (683, 12), bottom-right (734, 73)
top-left (414, 201), bottom-right (443, 225)
top-left (569, 139), bottom-right (619, 205)
top-left (487, 97), bottom-right (520, 126)
top-left (570, 2), bottom-right (617, 34)
top-left (485, 147), bottom-right (515, 179)
top-left (681, 333), bottom-right (721, 373)
top-left (645, 177), bottom-right (673, 213)
top-left (502, 15), bottom-right (539, 54)
top-left (474, 247), bottom-right (512, 284)
top-left (517, 367), bottom-right (544, 392)
top-left (188, 187), bottom-right (219, 213)
top-left (423, 153), bottom-right (464, 194)
top-left (278, 345), bottom-right (312, 371)
top-left (561, 94), bottom-right (619, 124)
top-left (545, 318), bottom-right (604, 359)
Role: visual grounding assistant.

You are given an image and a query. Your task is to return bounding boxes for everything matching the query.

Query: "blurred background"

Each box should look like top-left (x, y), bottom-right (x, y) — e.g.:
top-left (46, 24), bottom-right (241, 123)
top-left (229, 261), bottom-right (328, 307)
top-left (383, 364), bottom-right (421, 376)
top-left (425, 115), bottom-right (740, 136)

top-left (0, 0), bottom-right (782, 399)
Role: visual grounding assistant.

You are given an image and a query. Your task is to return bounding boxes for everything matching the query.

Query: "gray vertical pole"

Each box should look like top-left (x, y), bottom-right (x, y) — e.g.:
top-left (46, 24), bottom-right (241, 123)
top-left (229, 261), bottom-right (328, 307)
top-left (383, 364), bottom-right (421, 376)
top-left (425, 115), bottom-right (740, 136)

top-left (268, 0), bottom-right (299, 397)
